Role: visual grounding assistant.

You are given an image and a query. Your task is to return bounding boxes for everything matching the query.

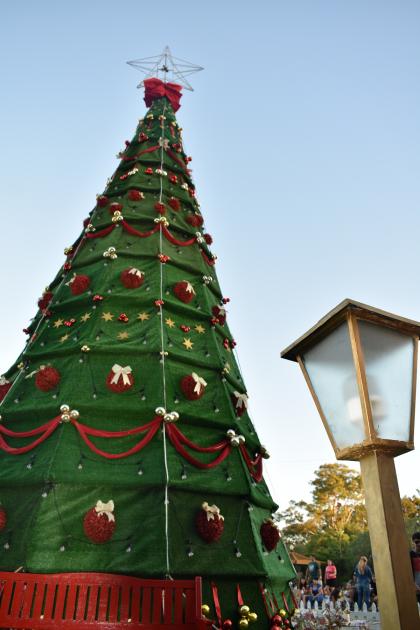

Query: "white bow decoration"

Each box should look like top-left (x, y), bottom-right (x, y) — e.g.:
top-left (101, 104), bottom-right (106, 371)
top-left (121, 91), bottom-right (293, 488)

top-left (128, 268), bottom-right (144, 278)
top-left (234, 391), bottom-right (249, 409)
top-left (95, 500), bottom-right (115, 522)
top-left (192, 372), bottom-right (207, 394)
top-left (183, 281), bottom-right (195, 294)
top-left (110, 364), bottom-right (132, 386)
top-left (202, 502), bottom-right (224, 522)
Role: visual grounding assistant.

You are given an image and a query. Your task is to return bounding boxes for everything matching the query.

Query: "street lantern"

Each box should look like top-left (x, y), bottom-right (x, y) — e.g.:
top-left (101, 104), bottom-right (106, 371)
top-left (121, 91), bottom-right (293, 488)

top-left (281, 299), bottom-right (420, 630)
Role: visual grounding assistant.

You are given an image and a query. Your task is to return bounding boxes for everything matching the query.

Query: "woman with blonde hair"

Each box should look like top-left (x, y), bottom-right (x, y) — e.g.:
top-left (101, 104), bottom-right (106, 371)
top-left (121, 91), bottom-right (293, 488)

top-left (353, 555), bottom-right (373, 609)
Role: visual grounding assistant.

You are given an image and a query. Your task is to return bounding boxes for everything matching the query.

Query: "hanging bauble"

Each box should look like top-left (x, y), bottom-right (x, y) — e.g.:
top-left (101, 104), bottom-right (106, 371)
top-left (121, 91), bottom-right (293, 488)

top-left (106, 364), bottom-right (134, 393)
top-left (109, 202), bottom-right (123, 215)
top-left (97, 195), bottom-right (109, 208)
top-left (0, 377), bottom-right (11, 402)
top-left (271, 614), bottom-right (282, 627)
top-left (168, 197), bottom-right (181, 211)
top-left (174, 281), bottom-right (195, 304)
top-left (231, 391), bottom-right (249, 417)
top-left (260, 519), bottom-right (281, 552)
top-left (212, 305), bottom-right (227, 326)
top-left (222, 621), bottom-right (233, 630)
top-left (68, 274), bottom-right (90, 296)
top-left (186, 214), bottom-right (203, 227)
top-left (138, 132), bottom-right (149, 143)
top-left (83, 500), bottom-right (115, 544)
top-left (0, 506), bottom-right (7, 531)
top-left (204, 233), bottom-right (213, 245)
top-left (35, 366), bottom-right (61, 392)
top-left (120, 267), bottom-right (145, 289)
top-left (38, 291), bottom-right (53, 311)
top-left (195, 502), bottom-right (224, 543)
top-left (128, 190), bottom-right (144, 202)
top-left (180, 373), bottom-right (207, 401)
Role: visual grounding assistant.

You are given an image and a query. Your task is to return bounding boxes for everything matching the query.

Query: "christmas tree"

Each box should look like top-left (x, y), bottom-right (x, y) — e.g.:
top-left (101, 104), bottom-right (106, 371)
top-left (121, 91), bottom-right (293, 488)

top-left (0, 50), bottom-right (295, 628)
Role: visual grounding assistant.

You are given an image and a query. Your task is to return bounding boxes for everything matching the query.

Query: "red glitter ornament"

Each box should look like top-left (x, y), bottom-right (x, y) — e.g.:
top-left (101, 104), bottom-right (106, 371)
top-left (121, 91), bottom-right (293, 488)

top-left (212, 305), bottom-right (227, 326)
top-left (188, 188), bottom-right (196, 198)
top-left (196, 503), bottom-right (224, 543)
top-left (186, 214), bottom-right (203, 227)
top-left (154, 201), bottom-right (166, 214)
top-left (0, 506), bottom-right (7, 531)
top-left (38, 291), bottom-right (53, 311)
top-left (174, 281), bottom-right (195, 304)
top-left (106, 364), bottom-right (134, 393)
top-left (260, 519), bottom-right (281, 552)
top-left (63, 262), bottom-right (72, 271)
top-left (172, 142), bottom-right (182, 152)
top-left (109, 202), bottom-right (123, 215)
top-left (180, 373), bottom-right (207, 401)
top-left (69, 274), bottom-right (90, 296)
top-left (35, 366), bottom-right (61, 392)
top-left (231, 392), bottom-right (248, 417)
top-left (204, 233), bottom-right (213, 245)
top-left (168, 197), bottom-right (181, 211)
top-left (118, 313), bottom-right (129, 322)
top-left (0, 378), bottom-right (12, 402)
top-left (169, 173), bottom-right (178, 184)
top-left (138, 132), bottom-right (148, 142)
top-left (145, 167), bottom-right (153, 175)
top-left (155, 299), bottom-right (164, 307)
top-left (83, 500), bottom-right (116, 544)
top-left (120, 267), bottom-right (144, 289)
top-left (64, 319), bottom-right (76, 327)
top-left (97, 195), bottom-right (109, 207)
top-left (93, 294), bottom-right (104, 302)
top-left (158, 254), bottom-right (170, 264)
top-left (128, 190), bottom-right (144, 202)
top-left (180, 325), bottom-right (191, 332)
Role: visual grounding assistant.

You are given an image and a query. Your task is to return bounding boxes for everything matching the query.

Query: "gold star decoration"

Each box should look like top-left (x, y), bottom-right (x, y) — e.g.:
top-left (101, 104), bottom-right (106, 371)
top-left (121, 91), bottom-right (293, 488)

top-left (194, 324), bottom-right (205, 334)
top-left (53, 318), bottom-right (64, 328)
top-left (101, 312), bottom-right (114, 322)
top-left (137, 312), bottom-right (150, 322)
top-left (117, 331), bottom-right (130, 340)
top-left (80, 313), bottom-right (91, 323)
top-left (59, 334), bottom-right (69, 343)
top-left (182, 338), bottom-right (194, 350)
top-left (165, 317), bottom-right (175, 328)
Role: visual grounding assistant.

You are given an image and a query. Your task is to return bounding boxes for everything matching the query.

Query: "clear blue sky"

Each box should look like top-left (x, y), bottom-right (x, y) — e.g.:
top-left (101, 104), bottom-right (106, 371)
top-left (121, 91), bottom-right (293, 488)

top-left (1, 1), bottom-right (419, 508)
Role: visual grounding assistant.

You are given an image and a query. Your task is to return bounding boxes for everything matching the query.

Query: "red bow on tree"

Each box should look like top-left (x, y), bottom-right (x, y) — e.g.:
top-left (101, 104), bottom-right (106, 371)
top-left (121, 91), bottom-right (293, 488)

top-left (143, 78), bottom-right (183, 112)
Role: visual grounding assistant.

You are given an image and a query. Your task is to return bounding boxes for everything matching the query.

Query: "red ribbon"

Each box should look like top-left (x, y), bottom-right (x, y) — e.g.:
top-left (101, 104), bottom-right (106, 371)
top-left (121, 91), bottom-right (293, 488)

top-left (236, 584), bottom-right (244, 607)
top-left (239, 444), bottom-right (263, 482)
top-left (0, 417), bottom-right (61, 454)
top-left (144, 78), bottom-right (182, 112)
top-left (211, 582), bottom-right (223, 627)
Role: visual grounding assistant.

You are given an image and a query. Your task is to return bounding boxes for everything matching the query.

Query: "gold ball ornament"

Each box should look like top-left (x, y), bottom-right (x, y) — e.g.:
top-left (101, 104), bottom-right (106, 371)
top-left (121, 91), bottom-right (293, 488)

top-left (248, 612), bottom-right (258, 623)
top-left (201, 604), bottom-right (210, 616)
top-left (81, 345), bottom-right (90, 353)
top-left (60, 404), bottom-right (70, 413)
top-left (238, 619), bottom-right (249, 629)
top-left (279, 609), bottom-right (287, 617)
top-left (239, 605), bottom-right (250, 616)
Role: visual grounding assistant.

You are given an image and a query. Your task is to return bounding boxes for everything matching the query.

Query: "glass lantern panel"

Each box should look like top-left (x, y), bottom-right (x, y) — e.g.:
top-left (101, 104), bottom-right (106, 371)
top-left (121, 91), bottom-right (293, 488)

top-left (303, 322), bottom-right (366, 450)
top-left (358, 320), bottom-right (413, 442)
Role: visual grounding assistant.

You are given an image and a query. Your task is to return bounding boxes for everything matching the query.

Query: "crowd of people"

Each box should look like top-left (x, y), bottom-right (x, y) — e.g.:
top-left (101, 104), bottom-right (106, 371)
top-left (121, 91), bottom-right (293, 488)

top-left (292, 533), bottom-right (420, 611)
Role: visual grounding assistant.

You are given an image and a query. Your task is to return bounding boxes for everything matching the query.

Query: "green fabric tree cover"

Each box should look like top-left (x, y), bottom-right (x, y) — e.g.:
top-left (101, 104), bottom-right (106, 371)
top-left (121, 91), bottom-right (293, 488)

top-left (0, 81), bottom-right (295, 627)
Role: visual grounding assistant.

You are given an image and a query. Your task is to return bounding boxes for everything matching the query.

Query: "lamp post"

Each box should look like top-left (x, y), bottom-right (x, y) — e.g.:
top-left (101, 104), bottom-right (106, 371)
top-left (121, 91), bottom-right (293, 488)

top-left (281, 299), bottom-right (420, 630)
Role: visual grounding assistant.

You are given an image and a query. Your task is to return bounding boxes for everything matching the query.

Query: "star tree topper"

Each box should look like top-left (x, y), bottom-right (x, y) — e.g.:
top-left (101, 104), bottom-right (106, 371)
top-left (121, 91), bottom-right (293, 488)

top-left (127, 46), bottom-right (203, 91)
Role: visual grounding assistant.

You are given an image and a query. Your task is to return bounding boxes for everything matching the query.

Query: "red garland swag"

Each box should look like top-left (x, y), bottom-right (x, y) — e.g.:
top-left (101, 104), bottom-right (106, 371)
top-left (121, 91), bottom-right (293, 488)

top-left (35, 366), bottom-right (61, 392)
top-left (0, 506), bottom-right (7, 531)
top-left (69, 274), bottom-right (90, 296)
top-left (120, 267), bottom-right (144, 289)
top-left (83, 505), bottom-right (115, 544)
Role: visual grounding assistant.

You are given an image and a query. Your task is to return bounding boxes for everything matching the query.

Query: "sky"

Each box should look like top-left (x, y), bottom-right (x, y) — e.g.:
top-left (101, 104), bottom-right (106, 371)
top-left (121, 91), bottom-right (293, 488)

top-left (0, 0), bottom-right (419, 511)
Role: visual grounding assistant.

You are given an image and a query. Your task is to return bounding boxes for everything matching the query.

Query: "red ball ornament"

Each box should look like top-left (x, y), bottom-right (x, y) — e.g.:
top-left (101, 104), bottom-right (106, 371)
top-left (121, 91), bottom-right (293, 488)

top-left (222, 621), bottom-right (233, 630)
top-left (261, 519), bottom-right (281, 552)
top-left (204, 233), bottom-right (213, 245)
top-left (38, 291), bottom-right (53, 311)
top-left (174, 281), bottom-right (195, 304)
top-left (35, 366), bottom-right (61, 392)
top-left (97, 195), bottom-right (109, 208)
top-left (106, 365), bottom-right (134, 393)
top-left (0, 506), bottom-right (7, 531)
top-left (271, 614), bottom-right (282, 625)
top-left (69, 274), bottom-right (90, 296)
top-left (128, 190), bottom-right (144, 202)
top-left (195, 503), bottom-right (224, 543)
top-left (154, 201), bottom-right (166, 214)
top-left (0, 378), bottom-right (12, 402)
top-left (138, 132), bottom-right (149, 143)
top-left (145, 167), bottom-right (153, 175)
top-left (231, 392), bottom-right (249, 417)
top-left (120, 267), bottom-right (144, 289)
top-left (180, 373), bottom-right (207, 401)
top-left (186, 214), bottom-right (203, 227)
top-left (212, 305), bottom-right (227, 326)
top-left (168, 197), bottom-right (181, 211)
top-left (109, 202), bottom-right (123, 215)
top-left (83, 500), bottom-right (116, 544)
top-left (169, 173), bottom-right (178, 184)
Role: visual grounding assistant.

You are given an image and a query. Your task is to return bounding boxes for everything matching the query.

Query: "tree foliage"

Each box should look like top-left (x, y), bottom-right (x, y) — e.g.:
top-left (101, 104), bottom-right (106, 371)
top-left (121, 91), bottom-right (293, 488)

top-left (277, 464), bottom-right (420, 580)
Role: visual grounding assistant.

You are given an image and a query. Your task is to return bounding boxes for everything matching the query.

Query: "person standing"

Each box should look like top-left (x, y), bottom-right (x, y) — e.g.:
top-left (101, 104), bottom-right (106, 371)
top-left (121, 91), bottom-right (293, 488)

top-left (306, 556), bottom-right (321, 584)
top-left (410, 532), bottom-right (420, 604)
top-left (324, 558), bottom-right (337, 587)
top-left (353, 555), bottom-right (373, 609)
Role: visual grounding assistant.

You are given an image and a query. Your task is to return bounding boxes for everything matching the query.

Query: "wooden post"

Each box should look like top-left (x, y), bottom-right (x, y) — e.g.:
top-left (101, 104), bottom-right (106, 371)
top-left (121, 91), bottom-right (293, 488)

top-left (360, 451), bottom-right (420, 630)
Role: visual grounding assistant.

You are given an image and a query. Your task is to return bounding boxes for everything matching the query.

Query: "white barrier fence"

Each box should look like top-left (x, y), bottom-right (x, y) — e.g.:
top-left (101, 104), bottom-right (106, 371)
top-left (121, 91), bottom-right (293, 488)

top-left (298, 600), bottom-right (381, 628)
